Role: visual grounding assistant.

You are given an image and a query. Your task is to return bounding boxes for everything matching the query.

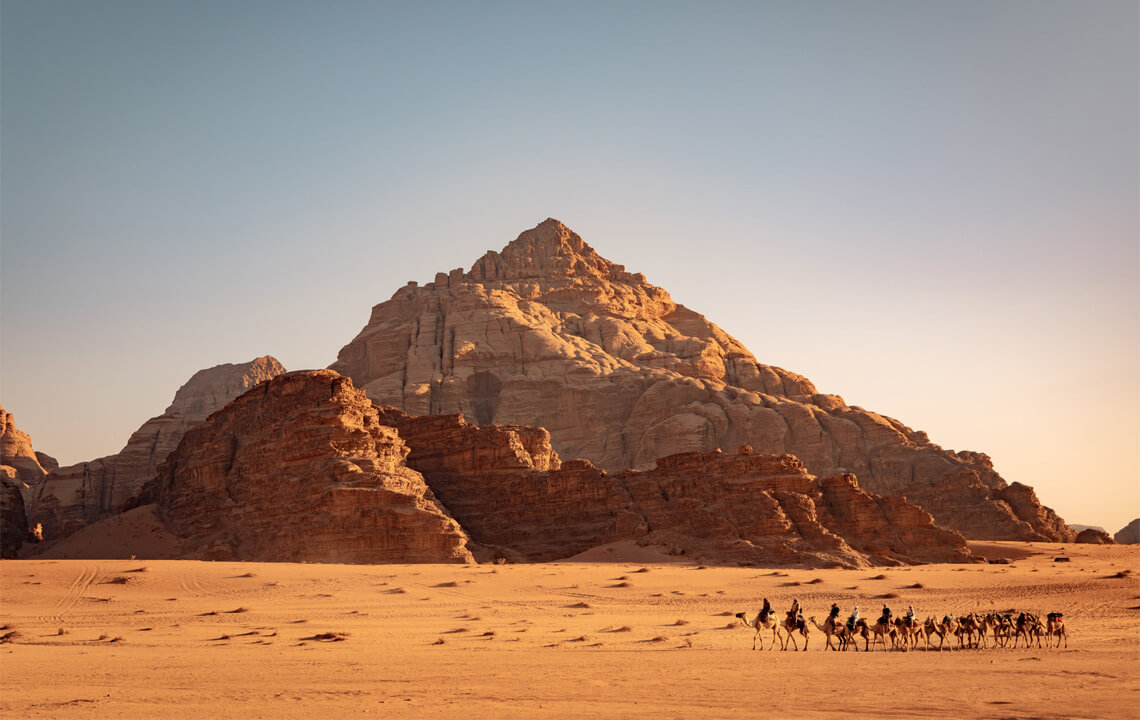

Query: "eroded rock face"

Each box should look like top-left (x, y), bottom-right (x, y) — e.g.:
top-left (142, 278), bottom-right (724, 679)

top-left (1115, 519), bottom-right (1140, 545)
top-left (29, 357), bottom-right (286, 539)
top-left (0, 405), bottom-right (49, 555)
top-left (129, 370), bottom-right (473, 564)
top-left (1, 404), bottom-right (51, 505)
top-left (331, 219), bottom-right (1073, 542)
top-left (379, 409), bottom-right (973, 568)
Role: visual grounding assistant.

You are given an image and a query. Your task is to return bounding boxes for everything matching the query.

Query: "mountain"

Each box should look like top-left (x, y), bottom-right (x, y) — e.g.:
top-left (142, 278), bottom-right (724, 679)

top-left (331, 219), bottom-right (1073, 542)
top-left (28, 356), bottom-right (286, 539)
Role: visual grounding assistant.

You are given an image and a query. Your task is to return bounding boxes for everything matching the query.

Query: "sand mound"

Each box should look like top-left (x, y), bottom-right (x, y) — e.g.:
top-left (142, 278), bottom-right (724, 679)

top-left (31, 505), bottom-right (182, 560)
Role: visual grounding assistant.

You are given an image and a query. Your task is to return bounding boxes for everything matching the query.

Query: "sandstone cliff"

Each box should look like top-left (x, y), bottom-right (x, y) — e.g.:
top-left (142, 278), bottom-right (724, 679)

top-left (128, 370), bottom-right (473, 564)
top-left (1, 404), bottom-right (52, 504)
top-left (1115, 519), bottom-right (1140, 544)
top-left (378, 408), bottom-right (973, 568)
top-left (1, 405), bottom-right (50, 556)
top-left (29, 356), bottom-right (286, 538)
top-left (331, 219), bottom-right (1073, 542)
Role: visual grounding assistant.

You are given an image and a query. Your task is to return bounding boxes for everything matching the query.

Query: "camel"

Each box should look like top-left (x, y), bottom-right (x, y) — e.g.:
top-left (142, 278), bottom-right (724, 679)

top-left (810, 616), bottom-right (858, 651)
top-left (1012, 612), bottom-right (1043, 649)
top-left (893, 617), bottom-right (922, 651)
top-left (862, 616), bottom-right (896, 651)
top-left (736, 609), bottom-right (782, 651)
top-left (936, 615), bottom-right (959, 650)
top-left (972, 613), bottom-right (991, 649)
top-left (779, 612), bottom-right (810, 651)
top-left (956, 614), bottom-right (984, 649)
top-left (922, 616), bottom-right (946, 651)
top-left (1045, 612), bottom-right (1067, 649)
top-left (1025, 614), bottom-right (1045, 649)
top-left (990, 613), bottom-right (1014, 648)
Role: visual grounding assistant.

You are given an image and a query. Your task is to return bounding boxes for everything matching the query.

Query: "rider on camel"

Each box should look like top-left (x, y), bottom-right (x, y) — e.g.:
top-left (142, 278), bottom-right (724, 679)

top-left (787, 598), bottom-right (803, 629)
top-left (759, 598), bottom-right (773, 623)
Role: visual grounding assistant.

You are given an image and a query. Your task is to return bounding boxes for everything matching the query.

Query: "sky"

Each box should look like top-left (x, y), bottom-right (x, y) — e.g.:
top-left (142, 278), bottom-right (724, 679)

top-left (2, 1), bottom-right (1137, 533)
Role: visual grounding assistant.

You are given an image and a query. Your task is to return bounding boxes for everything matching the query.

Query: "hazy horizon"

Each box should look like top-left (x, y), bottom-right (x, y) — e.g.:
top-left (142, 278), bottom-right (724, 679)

top-left (2, 1), bottom-right (1137, 532)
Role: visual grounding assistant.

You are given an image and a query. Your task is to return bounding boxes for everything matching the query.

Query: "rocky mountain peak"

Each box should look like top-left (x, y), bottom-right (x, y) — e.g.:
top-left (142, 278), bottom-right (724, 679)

top-left (166, 355), bottom-right (286, 416)
top-left (468, 218), bottom-right (626, 286)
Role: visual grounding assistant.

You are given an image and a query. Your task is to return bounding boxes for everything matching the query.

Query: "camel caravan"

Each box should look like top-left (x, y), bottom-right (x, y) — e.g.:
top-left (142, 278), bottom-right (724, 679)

top-left (736, 599), bottom-right (1068, 652)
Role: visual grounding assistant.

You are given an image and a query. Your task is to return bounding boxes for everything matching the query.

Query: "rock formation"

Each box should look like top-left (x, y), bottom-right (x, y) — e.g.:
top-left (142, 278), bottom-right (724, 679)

top-left (1, 404), bottom-right (53, 504)
top-left (1114, 519), bottom-right (1140, 545)
top-left (378, 408), bottom-right (973, 567)
top-left (331, 219), bottom-right (1073, 541)
top-left (29, 356), bottom-right (286, 539)
top-left (1, 405), bottom-right (50, 556)
top-left (127, 370), bottom-right (473, 564)
top-left (1075, 528), bottom-right (1114, 544)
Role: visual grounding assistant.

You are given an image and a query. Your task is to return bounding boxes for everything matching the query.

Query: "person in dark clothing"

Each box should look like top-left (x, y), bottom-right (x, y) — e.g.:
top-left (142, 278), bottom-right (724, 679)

top-left (787, 598), bottom-right (803, 629)
top-left (759, 598), bottom-right (773, 623)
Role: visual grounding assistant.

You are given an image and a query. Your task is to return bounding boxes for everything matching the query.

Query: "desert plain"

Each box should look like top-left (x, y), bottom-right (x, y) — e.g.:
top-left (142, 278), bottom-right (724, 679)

top-left (1, 541), bottom-right (1137, 720)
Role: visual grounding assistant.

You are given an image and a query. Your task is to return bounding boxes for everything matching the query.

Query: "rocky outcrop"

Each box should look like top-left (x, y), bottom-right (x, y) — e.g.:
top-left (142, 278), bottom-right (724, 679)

top-left (1075, 528), bottom-right (1114, 544)
top-left (331, 219), bottom-right (1073, 542)
top-left (128, 370), bottom-right (473, 564)
top-left (1114, 519), bottom-right (1140, 545)
top-left (29, 357), bottom-right (286, 539)
top-left (1, 404), bottom-right (51, 504)
top-left (1, 405), bottom-right (49, 556)
top-left (378, 408), bottom-right (973, 567)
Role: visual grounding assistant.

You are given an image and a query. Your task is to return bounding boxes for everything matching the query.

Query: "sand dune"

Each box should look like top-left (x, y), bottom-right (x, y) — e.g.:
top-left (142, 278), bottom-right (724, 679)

top-left (2, 542), bottom-right (1137, 719)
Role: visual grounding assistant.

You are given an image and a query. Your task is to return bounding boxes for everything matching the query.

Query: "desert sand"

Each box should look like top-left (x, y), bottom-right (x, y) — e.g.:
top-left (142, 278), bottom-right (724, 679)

top-left (2, 542), bottom-right (1137, 720)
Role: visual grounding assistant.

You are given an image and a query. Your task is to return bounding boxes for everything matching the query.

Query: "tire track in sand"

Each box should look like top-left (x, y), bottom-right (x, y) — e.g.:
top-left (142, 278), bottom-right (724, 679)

top-left (41, 564), bottom-right (98, 624)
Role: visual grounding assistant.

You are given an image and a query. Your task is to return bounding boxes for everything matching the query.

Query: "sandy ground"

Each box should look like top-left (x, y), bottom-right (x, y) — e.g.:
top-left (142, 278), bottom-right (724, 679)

top-left (2, 541), bottom-right (1137, 720)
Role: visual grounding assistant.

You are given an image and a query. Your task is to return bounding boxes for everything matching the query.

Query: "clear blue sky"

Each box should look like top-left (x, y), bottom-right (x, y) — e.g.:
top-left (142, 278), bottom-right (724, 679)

top-left (2, 1), bottom-right (1137, 532)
